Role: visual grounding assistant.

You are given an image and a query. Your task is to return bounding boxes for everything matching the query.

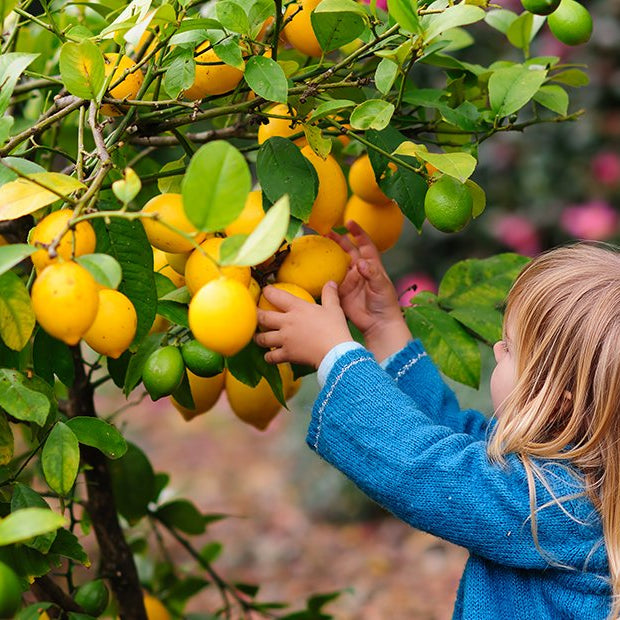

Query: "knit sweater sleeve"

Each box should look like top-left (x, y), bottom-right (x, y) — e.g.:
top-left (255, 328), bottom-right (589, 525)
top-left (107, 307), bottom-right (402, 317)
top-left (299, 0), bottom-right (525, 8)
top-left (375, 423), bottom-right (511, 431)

top-left (382, 340), bottom-right (492, 440)
top-left (306, 347), bottom-right (593, 570)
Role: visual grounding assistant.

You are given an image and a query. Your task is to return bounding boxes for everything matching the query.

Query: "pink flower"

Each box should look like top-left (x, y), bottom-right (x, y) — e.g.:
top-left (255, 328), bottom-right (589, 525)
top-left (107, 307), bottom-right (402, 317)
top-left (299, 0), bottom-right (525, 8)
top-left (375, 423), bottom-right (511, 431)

top-left (490, 214), bottom-right (541, 256)
top-left (560, 201), bottom-right (619, 240)
top-left (360, 0), bottom-right (387, 10)
top-left (395, 272), bottom-right (437, 306)
top-left (591, 152), bottom-right (620, 187)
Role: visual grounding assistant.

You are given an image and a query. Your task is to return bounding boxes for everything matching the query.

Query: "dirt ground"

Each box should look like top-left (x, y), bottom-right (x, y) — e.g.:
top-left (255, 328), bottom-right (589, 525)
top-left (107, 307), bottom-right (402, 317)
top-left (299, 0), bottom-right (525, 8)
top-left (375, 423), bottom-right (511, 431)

top-left (99, 375), bottom-right (471, 620)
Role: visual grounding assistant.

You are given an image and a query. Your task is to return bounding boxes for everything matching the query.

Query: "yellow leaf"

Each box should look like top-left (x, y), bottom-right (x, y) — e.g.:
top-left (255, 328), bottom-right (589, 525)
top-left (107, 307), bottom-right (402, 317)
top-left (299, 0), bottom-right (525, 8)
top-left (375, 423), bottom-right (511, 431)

top-left (0, 173), bottom-right (85, 221)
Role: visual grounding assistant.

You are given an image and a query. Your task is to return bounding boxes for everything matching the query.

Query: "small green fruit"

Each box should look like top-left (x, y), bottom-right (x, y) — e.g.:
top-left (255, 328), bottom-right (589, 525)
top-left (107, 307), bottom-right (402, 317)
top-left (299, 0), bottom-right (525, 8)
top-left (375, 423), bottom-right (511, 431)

top-left (521, 0), bottom-right (560, 15)
top-left (547, 0), bottom-right (593, 46)
top-left (424, 176), bottom-right (473, 233)
top-left (142, 346), bottom-right (184, 400)
top-left (181, 340), bottom-right (225, 377)
top-left (74, 579), bottom-right (109, 617)
top-left (0, 561), bottom-right (21, 619)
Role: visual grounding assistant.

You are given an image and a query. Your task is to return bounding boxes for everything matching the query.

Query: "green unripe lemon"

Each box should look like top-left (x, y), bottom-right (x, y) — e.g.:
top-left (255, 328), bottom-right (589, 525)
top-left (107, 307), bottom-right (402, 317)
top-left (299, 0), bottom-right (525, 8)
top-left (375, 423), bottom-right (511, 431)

top-left (74, 579), bottom-right (109, 617)
top-left (547, 0), bottom-right (593, 46)
top-left (0, 561), bottom-right (21, 619)
top-left (181, 340), bottom-right (225, 378)
top-left (521, 0), bottom-right (560, 15)
top-left (142, 346), bottom-right (184, 400)
top-left (424, 176), bottom-right (473, 233)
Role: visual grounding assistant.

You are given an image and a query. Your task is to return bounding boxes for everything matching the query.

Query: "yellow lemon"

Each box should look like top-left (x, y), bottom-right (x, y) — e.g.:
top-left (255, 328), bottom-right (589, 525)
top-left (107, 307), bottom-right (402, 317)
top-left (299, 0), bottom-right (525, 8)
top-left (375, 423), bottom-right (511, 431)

top-left (184, 237), bottom-right (251, 296)
top-left (225, 371), bottom-right (283, 430)
top-left (258, 282), bottom-right (315, 312)
top-left (164, 250), bottom-right (191, 275)
top-left (300, 145), bottom-right (348, 235)
top-left (224, 190), bottom-right (265, 236)
top-left (143, 592), bottom-right (171, 620)
top-left (248, 277), bottom-right (261, 303)
top-left (343, 195), bottom-right (404, 252)
top-left (30, 209), bottom-right (96, 273)
top-left (141, 193), bottom-right (205, 253)
top-left (348, 154), bottom-right (393, 204)
top-left (276, 235), bottom-right (350, 298)
top-left (258, 104), bottom-right (305, 146)
top-left (282, 0), bottom-right (323, 57)
top-left (153, 248), bottom-right (185, 288)
top-left (171, 370), bottom-right (225, 420)
top-left (101, 53), bottom-right (144, 117)
top-left (31, 261), bottom-right (99, 345)
top-left (149, 314), bottom-right (170, 334)
top-left (183, 42), bottom-right (244, 100)
top-left (83, 289), bottom-right (137, 358)
top-left (188, 277), bottom-right (257, 356)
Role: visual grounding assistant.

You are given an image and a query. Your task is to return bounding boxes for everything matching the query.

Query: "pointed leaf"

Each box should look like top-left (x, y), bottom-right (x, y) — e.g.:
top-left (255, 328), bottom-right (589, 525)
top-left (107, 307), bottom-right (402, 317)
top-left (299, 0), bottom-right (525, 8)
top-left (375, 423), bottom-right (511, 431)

top-left (244, 55), bottom-right (288, 103)
top-left (0, 413), bottom-right (13, 466)
top-left (156, 499), bottom-right (206, 535)
top-left (533, 84), bottom-right (569, 116)
top-left (76, 253), bottom-right (123, 289)
top-left (489, 65), bottom-right (547, 118)
top-left (182, 141), bottom-right (251, 232)
top-left (350, 99), bottom-right (395, 131)
top-left (66, 417), bottom-right (128, 459)
top-left (422, 4), bottom-right (485, 42)
top-left (449, 305), bottom-right (503, 345)
top-left (59, 40), bottom-right (105, 100)
top-left (0, 53), bottom-right (39, 116)
top-left (311, 0), bottom-right (367, 51)
top-left (0, 270), bottom-right (35, 350)
top-left (0, 507), bottom-right (66, 546)
top-left (42, 422), bottom-right (80, 496)
top-left (387, 0), bottom-right (420, 33)
top-left (0, 369), bottom-right (51, 425)
top-left (0, 244), bottom-right (37, 276)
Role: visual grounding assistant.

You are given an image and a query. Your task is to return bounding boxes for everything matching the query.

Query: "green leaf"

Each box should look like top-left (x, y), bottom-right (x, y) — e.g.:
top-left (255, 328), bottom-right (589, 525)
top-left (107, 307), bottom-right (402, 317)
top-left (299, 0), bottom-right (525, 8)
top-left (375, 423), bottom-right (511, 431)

top-left (108, 442), bottom-right (156, 524)
top-left (42, 422), bottom-right (80, 496)
top-left (158, 157), bottom-right (186, 194)
top-left (123, 332), bottom-right (165, 396)
top-left (387, 0), bottom-right (420, 34)
top-left (0, 244), bottom-right (36, 276)
top-left (11, 484), bottom-right (56, 554)
top-left (421, 4), bottom-right (485, 42)
top-left (59, 40), bottom-right (105, 100)
top-left (0, 270), bottom-right (35, 350)
top-left (111, 167), bottom-right (142, 205)
top-left (200, 541), bottom-right (223, 563)
top-left (213, 37), bottom-right (245, 70)
top-left (257, 137), bottom-right (318, 222)
top-left (163, 48), bottom-right (195, 99)
top-left (311, 0), bottom-right (367, 51)
top-left (156, 300), bottom-right (189, 328)
top-left (0, 369), bottom-right (51, 425)
top-left (0, 53), bottom-right (39, 117)
top-left (381, 165), bottom-right (427, 230)
top-left (506, 11), bottom-right (533, 51)
top-left (48, 528), bottom-right (90, 565)
top-left (0, 413), bottom-right (13, 466)
top-left (308, 99), bottom-right (355, 121)
top-left (549, 68), bottom-right (589, 87)
top-left (76, 253), bottom-right (123, 290)
top-left (156, 499), bottom-right (206, 535)
top-left (182, 141), bottom-right (251, 232)
top-left (484, 8), bottom-right (518, 34)
top-left (405, 303), bottom-right (480, 388)
top-left (439, 253), bottom-right (530, 310)
top-left (303, 124), bottom-right (332, 159)
top-left (244, 55), bottom-right (288, 104)
top-left (98, 216), bottom-right (157, 345)
top-left (65, 417), bottom-right (128, 459)
top-left (488, 65), bottom-right (547, 118)
top-left (449, 305), bottom-right (503, 345)
top-left (374, 58), bottom-right (399, 95)
top-left (465, 179), bottom-right (486, 218)
top-left (393, 142), bottom-right (476, 182)
top-left (0, 157), bottom-right (45, 189)
top-left (533, 84), bottom-right (569, 116)
top-left (0, 116), bottom-right (12, 147)
top-left (33, 330), bottom-right (75, 387)
top-left (217, 1), bottom-right (250, 34)
top-left (0, 507), bottom-right (65, 546)
top-left (219, 195), bottom-right (290, 267)
top-left (350, 100), bottom-right (395, 131)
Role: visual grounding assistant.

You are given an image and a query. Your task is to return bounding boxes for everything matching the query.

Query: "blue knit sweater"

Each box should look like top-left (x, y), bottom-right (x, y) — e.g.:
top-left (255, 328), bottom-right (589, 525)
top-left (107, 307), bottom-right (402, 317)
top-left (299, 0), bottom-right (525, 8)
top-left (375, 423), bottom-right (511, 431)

top-left (306, 340), bottom-right (610, 619)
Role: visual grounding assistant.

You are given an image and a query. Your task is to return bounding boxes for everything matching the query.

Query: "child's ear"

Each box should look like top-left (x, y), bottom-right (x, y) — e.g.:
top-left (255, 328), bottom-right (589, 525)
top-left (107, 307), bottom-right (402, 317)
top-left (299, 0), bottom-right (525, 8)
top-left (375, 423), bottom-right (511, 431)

top-left (563, 390), bottom-right (572, 401)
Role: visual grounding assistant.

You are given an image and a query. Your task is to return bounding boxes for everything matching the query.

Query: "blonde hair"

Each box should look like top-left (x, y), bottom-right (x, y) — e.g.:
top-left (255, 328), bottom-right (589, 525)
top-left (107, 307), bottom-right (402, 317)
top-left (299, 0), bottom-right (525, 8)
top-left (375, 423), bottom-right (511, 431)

top-left (487, 242), bottom-right (620, 618)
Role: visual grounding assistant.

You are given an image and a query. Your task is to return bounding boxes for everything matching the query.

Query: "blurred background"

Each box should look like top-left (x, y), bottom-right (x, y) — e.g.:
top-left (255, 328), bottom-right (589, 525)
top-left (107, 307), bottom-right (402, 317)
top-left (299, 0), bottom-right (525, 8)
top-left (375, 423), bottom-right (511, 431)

top-left (99, 2), bottom-right (620, 617)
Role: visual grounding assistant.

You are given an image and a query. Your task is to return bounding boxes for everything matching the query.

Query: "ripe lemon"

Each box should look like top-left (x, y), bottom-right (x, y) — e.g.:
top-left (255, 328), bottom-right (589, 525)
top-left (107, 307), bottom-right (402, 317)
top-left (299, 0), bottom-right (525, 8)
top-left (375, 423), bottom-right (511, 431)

top-left (258, 282), bottom-right (315, 312)
top-left (185, 237), bottom-right (251, 296)
top-left (142, 346), bottom-right (185, 400)
top-left (224, 190), bottom-right (265, 236)
top-left (164, 250), bottom-right (191, 275)
top-left (343, 195), bottom-right (404, 252)
top-left (31, 261), bottom-right (99, 345)
top-left (188, 277), bottom-right (257, 356)
top-left (248, 277), bottom-right (261, 303)
top-left (183, 42), bottom-right (244, 100)
top-left (280, 362), bottom-right (302, 399)
top-left (282, 0), bottom-right (323, 57)
top-left (153, 248), bottom-right (185, 288)
top-left (143, 592), bottom-right (171, 620)
top-left (149, 314), bottom-right (170, 334)
top-left (521, 0), bottom-right (560, 14)
top-left (83, 289), bottom-right (137, 359)
top-left (181, 339), bottom-right (225, 377)
top-left (0, 561), bottom-right (21, 619)
top-left (258, 104), bottom-right (305, 146)
top-left (547, 0), bottom-right (592, 45)
top-left (424, 176), bottom-right (473, 233)
top-left (301, 145), bottom-right (348, 235)
top-left (348, 154), bottom-right (393, 204)
top-left (30, 209), bottom-right (96, 273)
top-left (142, 193), bottom-right (205, 254)
top-left (0, 234), bottom-right (7, 245)
top-left (101, 53), bottom-right (144, 117)
top-left (171, 370), bottom-right (225, 420)
top-left (225, 372), bottom-right (283, 430)
top-left (276, 235), bottom-right (351, 298)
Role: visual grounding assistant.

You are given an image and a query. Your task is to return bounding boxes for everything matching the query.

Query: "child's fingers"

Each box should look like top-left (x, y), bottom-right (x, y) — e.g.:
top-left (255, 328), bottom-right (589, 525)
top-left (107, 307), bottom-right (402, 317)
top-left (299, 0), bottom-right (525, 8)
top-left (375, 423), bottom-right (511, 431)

top-left (326, 229), bottom-right (361, 262)
top-left (345, 221), bottom-right (381, 260)
top-left (357, 258), bottom-right (391, 294)
top-left (264, 347), bottom-right (288, 365)
top-left (256, 308), bottom-right (284, 331)
top-left (261, 284), bottom-right (305, 311)
top-left (254, 330), bottom-right (280, 349)
top-left (321, 280), bottom-right (342, 309)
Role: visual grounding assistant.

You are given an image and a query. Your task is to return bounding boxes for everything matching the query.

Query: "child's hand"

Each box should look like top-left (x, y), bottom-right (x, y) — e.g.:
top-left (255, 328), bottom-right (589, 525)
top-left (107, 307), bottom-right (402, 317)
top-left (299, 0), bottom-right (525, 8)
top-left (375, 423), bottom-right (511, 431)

top-left (327, 221), bottom-right (411, 361)
top-left (255, 281), bottom-right (353, 368)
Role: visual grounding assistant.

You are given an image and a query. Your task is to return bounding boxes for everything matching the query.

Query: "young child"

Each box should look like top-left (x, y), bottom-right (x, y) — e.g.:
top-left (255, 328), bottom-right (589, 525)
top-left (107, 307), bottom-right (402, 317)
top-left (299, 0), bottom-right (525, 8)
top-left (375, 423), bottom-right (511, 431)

top-left (255, 221), bottom-right (617, 619)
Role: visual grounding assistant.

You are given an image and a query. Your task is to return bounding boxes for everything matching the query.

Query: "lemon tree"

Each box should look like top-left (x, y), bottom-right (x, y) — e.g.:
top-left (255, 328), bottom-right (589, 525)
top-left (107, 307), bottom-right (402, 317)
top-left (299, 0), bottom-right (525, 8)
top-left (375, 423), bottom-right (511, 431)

top-left (0, 0), bottom-right (595, 615)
